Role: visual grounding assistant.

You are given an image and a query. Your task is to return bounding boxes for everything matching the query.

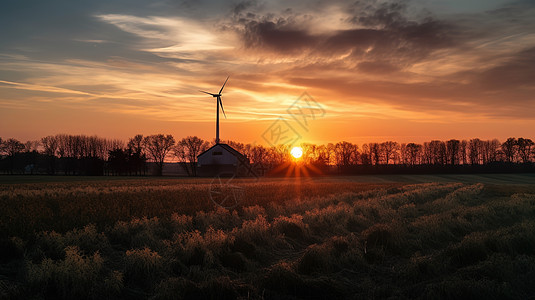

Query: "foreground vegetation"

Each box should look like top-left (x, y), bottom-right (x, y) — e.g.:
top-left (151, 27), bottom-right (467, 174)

top-left (1, 176), bottom-right (535, 299)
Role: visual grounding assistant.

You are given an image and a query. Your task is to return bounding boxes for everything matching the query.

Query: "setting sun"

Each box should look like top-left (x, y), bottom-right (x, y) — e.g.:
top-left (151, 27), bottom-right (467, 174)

top-left (290, 146), bottom-right (303, 159)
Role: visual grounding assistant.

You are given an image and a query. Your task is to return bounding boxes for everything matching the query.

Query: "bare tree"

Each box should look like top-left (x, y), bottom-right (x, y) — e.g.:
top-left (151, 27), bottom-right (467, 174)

top-left (446, 139), bottom-right (460, 165)
top-left (128, 135), bottom-right (144, 154)
top-left (334, 141), bottom-right (358, 167)
top-left (2, 138), bottom-right (25, 157)
top-left (41, 136), bottom-right (58, 156)
top-left (406, 143), bottom-right (422, 166)
top-left (1, 138), bottom-right (25, 174)
top-left (127, 134), bottom-right (147, 175)
top-left (459, 140), bottom-right (468, 165)
top-left (369, 143), bottom-right (381, 165)
top-left (24, 140), bottom-right (40, 152)
top-left (360, 144), bottom-right (372, 165)
top-left (381, 141), bottom-right (399, 165)
top-left (516, 138), bottom-right (534, 163)
top-left (468, 138), bottom-right (482, 165)
top-left (143, 134), bottom-right (175, 176)
top-left (176, 136), bottom-right (209, 176)
top-left (501, 138), bottom-right (517, 163)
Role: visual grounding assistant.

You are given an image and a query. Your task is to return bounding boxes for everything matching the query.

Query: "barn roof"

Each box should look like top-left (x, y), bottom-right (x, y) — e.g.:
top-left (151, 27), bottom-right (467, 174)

top-left (197, 143), bottom-right (247, 160)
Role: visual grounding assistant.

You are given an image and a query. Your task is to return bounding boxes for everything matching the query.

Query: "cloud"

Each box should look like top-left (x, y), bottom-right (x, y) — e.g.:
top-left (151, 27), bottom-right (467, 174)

top-left (232, 1), bottom-right (458, 73)
top-left (2, 0), bottom-right (535, 143)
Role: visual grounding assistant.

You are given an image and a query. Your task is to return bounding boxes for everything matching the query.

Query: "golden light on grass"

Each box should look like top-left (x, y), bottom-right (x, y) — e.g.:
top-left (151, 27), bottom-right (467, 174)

top-left (290, 146), bottom-right (303, 159)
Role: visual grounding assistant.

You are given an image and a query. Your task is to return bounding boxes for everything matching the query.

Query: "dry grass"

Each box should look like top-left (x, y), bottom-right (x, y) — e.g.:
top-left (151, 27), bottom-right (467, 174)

top-left (0, 176), bottom-right (534, 299)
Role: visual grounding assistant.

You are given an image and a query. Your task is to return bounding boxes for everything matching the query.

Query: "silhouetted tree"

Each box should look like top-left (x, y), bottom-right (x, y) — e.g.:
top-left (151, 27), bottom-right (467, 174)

top-left (334, 141), bottom-right (358, 167)
top-left (143, 134), bottom-right (175, 176)
top-left (405, 143), bottom-right (422, 166)
top-left (128, 135), bottom-right (144, 154)
top-left (501, 138), bottom-right (517, 163)
top-left (250, 145), bottom-right (268, 175)
top-left (1, 138), bottom-right (24, 174)
top-left (175, 136), bottom-right (209, 176)
top-left (369, 143), bottom-right (381, 165)
top-left (468, 139), bottom-right (482, 165)
top-left (517, 138), bottom-right (534, 163)
top-left (108, 148), bottom-right (128, 175)
top-left (126, 134), bottom-right (146, 175)
top-left (24, 140), bottom-right (40, 152)
top-left (459, 140), bottom-right (468, 165)
top-left (381, 141), bottom-right (399, 165)
top-left (446, 139), bottom-right (460, 165)
top-left (360, 144), bottom-right (372, 166)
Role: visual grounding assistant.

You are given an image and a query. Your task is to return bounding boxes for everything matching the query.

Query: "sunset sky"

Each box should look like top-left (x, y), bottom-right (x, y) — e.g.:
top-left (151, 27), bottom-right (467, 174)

top-left (1, 0), bottom-right (534, 146)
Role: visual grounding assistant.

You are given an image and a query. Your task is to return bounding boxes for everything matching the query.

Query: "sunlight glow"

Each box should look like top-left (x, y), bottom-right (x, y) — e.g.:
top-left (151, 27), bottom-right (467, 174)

top-left (291, 146), bottom-right (303, 159)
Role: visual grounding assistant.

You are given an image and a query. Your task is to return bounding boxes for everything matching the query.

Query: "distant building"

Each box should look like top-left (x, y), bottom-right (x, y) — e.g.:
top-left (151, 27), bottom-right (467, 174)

top-left (197, 143), bottom-right (251, 177)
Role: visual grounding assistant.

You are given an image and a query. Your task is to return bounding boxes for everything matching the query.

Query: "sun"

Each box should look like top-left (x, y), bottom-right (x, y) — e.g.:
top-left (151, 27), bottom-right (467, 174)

top-left (290, 146), bottom-right (303, 159)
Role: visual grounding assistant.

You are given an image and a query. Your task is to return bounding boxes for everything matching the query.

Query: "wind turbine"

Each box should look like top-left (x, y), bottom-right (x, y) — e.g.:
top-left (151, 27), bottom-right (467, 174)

top-left (200, 76), bottom-right (229, 144)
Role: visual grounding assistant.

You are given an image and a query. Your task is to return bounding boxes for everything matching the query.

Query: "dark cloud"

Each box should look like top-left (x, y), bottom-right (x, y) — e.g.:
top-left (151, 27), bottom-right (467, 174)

top-left (243, 19), bottom-right (317, 53)
top-left (237, 1), bottom-right (457, 70)
top-left (477, 47), bottom-right (535, 90)
top-left (232, 0), bottom-right (259, 16)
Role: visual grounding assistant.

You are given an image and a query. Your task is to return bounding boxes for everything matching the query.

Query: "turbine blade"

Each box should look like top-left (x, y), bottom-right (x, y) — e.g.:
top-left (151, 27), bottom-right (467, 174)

top-left (219, 76), bottom-right (229, 94)
top-left (200, 90), bottom-right (216, 96)
top-left (218, 97), bottom-right (227, 119)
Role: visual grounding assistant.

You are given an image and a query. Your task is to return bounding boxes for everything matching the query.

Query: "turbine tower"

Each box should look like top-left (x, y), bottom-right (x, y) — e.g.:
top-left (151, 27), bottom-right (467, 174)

top-left (200, 76), bottom-right (229, 144)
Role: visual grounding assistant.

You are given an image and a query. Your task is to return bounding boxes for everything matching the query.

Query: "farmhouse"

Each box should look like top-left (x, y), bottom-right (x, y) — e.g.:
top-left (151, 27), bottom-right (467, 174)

top-left (197, 143), bottom-right (250, 177)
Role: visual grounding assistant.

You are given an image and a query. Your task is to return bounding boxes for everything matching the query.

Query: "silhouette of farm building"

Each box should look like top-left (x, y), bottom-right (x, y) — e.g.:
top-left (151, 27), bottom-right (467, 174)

top-left (197, 143), bottom-right (250, 177)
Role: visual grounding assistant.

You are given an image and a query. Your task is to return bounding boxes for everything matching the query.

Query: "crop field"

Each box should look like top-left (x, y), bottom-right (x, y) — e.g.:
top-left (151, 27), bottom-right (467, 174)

top-left (1, 174), bottom-right (535, 299)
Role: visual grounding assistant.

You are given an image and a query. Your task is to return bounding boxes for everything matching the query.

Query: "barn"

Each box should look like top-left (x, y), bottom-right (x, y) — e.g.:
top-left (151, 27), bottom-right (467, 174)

top-left (197, 143), bottom-right (251, 177)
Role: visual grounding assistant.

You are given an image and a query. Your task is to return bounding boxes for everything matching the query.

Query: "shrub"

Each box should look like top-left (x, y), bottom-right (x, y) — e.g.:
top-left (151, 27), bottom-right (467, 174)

top-left (124, 247), bottom-right (164, 288)
top-left (235, 215), bottom-right (271, 245)
top-left (362, 223), bottom-right (397, 251)
top-left (297, 244), bottom-right (331, 275)
top-left (241, 205), bottom-right (266, 220)
top-left (272, 214), bottom-right (307, 240)
top-left (26, 246), bottom-right (104, 299)
top-left (448, 232), bottom-right (489, 267)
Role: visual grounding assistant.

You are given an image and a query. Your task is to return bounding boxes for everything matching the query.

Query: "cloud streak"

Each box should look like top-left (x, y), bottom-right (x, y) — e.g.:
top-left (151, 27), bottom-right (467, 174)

top-left (1, 0), bottom-right (534, 142)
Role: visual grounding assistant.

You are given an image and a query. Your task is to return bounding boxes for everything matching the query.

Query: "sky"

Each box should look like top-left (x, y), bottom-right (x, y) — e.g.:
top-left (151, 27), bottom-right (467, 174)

top-left (1, 0), bottom-right (534, 146)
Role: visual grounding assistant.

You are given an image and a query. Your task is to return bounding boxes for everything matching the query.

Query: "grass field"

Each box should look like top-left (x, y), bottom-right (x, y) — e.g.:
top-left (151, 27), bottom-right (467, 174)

top-left (1, 174), bottom-right (535, 299)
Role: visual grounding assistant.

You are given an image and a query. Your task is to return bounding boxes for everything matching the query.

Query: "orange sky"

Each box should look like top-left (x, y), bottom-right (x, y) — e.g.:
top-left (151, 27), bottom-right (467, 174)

top-left (1, 0), bottom-right (534, 146)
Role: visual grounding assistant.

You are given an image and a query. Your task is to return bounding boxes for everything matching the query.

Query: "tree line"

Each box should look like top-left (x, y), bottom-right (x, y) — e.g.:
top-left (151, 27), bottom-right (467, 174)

top-left (0, 135), bottom-right (534, 176)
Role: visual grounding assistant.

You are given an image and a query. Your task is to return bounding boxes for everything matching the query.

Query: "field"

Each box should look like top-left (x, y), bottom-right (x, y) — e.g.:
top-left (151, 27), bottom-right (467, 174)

top-left (1, 174), bottom-right (535, 299)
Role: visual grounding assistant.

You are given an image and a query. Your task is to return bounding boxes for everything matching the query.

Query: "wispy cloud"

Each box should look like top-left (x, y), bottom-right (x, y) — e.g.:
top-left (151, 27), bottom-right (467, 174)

top-left (1, 0), bottom-right (535, 142)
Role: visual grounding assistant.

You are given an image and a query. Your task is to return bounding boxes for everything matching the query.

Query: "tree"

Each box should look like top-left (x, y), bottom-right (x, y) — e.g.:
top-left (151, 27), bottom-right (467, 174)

top-left (127, 135), bottom-right (146, 175)
top-left (334, 141), bottom-right (358, 167)
top-left (41, 136), bottom-right (58, 156)
top-left (405, 143), bottom-right (422, 166)
top-left (360, 144), bottom-right (372, 166)
top-left (446, 139), bottom-right (460, 165)
top-left (108, 148), bottom-right (128, 175)
top-left (143, 134), bottom-right (175, 176)
top-left (516, 138), bottom-right (534, 163)
top-left (501, 138), bottom-right (517, 163)
top-left (1, 138), bottom-right (25, 174)
top-left (459, 140), bottom-right (468, 164)
top-left (2, 138), bottom-right (25, 157)
top-left (369, 143), bottom-right (381, 165)
top-left (175, 136), bottom-right (209, 176)
top-left (128, 135), bottom-right (144, 154)
top-left (250, 145), bottom-right (268, 175)
top-left (468, 139), bottom-right (482, 165)
top-left (381, 141), bottom-right (399, 165)
top-left (24, 140), bottom-right (40, 152)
